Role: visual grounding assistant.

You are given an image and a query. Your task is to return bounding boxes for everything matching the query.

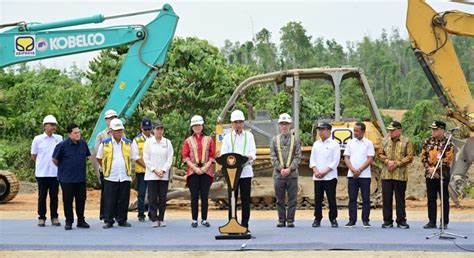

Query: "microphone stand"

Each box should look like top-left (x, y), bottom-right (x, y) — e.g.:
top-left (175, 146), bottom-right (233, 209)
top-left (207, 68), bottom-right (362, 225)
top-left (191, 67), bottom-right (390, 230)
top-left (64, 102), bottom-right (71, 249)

top-left (426, 131), bottom-right (467, 240)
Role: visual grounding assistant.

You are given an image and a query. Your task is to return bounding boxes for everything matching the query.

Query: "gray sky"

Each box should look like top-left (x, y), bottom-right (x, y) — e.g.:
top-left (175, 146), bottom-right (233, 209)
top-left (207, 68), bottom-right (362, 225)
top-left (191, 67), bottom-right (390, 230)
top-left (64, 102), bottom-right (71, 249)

top-left (1, 0), bottom-right (473, 70)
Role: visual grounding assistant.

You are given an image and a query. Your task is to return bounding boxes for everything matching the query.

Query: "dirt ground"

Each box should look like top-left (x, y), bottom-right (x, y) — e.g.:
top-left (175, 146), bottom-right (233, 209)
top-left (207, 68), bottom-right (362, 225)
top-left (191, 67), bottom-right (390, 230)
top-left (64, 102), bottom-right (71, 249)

top-left (379, 109), bottom-right (408, 122)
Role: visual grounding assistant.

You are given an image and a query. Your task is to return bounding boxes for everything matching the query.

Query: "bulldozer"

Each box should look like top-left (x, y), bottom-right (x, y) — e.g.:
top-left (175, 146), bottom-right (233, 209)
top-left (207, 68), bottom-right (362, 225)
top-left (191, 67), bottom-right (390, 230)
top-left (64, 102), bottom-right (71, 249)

top-left (212, 67), bottom-right (387, 210)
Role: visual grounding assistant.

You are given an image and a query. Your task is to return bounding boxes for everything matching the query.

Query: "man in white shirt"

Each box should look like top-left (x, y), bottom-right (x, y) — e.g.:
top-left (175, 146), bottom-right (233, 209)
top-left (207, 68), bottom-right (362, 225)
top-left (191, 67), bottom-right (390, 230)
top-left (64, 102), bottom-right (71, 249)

top-left (31, 115), bottom-right (63, 227)
top-left (96, 118), bottom-right (137, 229)
top-left (131, 118), bottom-right (153, 222)
top-left (220, 110), bottom-right (256, 231)
top-left (309, 122), bottom-right (341, 228)
top-left (343, 122), bottom-right (375, 228)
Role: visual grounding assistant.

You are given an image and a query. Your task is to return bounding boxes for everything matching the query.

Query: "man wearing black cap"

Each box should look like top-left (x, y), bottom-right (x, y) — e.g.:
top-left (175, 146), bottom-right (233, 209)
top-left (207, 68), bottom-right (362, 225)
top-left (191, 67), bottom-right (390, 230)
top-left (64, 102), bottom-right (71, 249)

top-left (131, 118), bottom-right (153, 222)
top-left (309, 122), bottom-right (341, 228)
top-left (377, 121), bottom-right (413, 229)
top-left (421, 121), bottom-right (454, 229)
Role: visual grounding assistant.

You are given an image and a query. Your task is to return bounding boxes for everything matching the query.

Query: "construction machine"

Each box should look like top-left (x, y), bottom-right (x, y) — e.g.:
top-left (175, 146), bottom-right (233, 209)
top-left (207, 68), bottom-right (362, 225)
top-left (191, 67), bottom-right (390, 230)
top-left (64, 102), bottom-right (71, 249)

top-left (213, 67), bottom-right (387, 209)
top-left (0, 4), bottom-right (179, 203)
top-left (406, 0), bottom-right (474, 206)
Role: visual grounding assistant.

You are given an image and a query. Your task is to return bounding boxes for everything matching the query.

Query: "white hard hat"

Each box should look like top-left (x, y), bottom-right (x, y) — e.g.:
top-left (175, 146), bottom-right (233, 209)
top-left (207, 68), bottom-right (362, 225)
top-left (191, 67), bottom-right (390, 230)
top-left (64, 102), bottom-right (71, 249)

top-left (104, 109), bottom-right (118, 119)
top-left (278, 113), bottom-right (292, 123)
top-left (230, 110), bottom-right (245, 122)
top-left (42, 115), bottom-right (58, 125)
top-left (190, 115), bottom-right (204, 127)
top-left (109, 118), bottom-right (124, 130)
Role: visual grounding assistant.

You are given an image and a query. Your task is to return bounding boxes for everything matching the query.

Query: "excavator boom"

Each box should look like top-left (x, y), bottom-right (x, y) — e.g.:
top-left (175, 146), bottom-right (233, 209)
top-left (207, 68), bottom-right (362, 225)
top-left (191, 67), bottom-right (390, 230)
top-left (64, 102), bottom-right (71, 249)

top-left (406, 0), bottom-right (474, 133)
top-left (0, 4), bottom-right (178, 148)
top-left (406, 0), bottom-right (474, 206)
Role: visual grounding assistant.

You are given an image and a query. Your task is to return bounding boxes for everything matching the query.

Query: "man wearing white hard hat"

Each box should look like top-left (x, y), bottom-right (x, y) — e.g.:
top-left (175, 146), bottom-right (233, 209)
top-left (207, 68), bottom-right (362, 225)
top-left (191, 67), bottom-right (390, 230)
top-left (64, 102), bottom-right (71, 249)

top-left (31, 115), bottom-right (63, 227)
top-left (220, 110), bottom-right (256, 232)
top-left (92, 109), bottom-right (118, 222)
top-left (270, 113), bottom-right (301, 228)
top-left (182, 115), bottom-right (216, 228)
top-left (96, 118), bottom-right (137, 229)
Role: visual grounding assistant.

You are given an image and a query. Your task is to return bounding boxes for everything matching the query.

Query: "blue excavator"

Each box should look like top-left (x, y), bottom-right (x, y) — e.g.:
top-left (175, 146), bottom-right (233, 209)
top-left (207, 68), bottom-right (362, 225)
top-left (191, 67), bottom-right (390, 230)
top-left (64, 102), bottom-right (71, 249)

top-left (0, 4), bottom-right (179, 203)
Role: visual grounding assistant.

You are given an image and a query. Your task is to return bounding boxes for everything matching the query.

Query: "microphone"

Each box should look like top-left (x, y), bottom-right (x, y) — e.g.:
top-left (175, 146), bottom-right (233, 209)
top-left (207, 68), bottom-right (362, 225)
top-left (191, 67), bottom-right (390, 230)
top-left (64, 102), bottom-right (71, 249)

top-left (448, 127), bottom-right (459, 133)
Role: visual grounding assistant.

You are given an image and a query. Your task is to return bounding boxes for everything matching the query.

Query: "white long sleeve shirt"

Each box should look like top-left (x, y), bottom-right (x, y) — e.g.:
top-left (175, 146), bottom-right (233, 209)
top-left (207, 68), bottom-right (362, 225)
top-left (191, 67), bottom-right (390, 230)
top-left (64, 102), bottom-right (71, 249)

top-left (309, 138), bottom-right (341, 181)
top-left (143, 137), bottom-right (174, 181)
top-left (220, 130), bottom-right (257, 178)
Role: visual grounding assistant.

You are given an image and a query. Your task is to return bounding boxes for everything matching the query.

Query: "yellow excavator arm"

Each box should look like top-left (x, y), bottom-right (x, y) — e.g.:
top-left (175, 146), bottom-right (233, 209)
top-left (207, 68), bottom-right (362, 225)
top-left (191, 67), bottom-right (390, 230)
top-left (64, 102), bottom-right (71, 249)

top-left (406, 0), bottom-right (474, 136)
top-left (407, 0), bottom-right (474, 206)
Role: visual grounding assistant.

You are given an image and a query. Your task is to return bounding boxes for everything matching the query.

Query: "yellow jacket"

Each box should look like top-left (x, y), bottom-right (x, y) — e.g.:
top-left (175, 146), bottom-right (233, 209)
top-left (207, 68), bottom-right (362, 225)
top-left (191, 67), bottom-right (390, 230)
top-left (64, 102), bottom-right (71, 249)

top-left (101, 136), bottom-right (132, 177)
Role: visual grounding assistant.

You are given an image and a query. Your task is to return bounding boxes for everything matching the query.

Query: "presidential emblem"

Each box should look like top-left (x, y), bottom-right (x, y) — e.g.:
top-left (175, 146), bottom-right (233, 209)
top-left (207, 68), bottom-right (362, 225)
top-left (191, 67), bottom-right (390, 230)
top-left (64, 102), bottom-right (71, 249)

top-left (226, 155), bottom-right (236, 166)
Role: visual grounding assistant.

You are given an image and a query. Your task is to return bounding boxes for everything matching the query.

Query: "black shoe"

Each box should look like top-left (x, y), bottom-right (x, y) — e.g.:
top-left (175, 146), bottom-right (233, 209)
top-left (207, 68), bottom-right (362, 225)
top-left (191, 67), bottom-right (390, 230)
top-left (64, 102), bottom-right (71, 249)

top-left (191, 221), bottom-right (198, 228)
top-left (201, 220), bottom-right (211, 227)
top-left (287, 222), bottom-right (295, 228)
top-left (64, 224), bottom-right (72, 230)
top-left (439, 224), bottom-right (448, 229)
top-left (77, 221), bottom-right (90, 228)
top-left (330, 219), bottom-right (338, 228)
top-left (277, 221), bottom-right (286, 227)
top-left (423, 222), bottom-right (436, 229)
top-left (118, 222), bottom-right (132, 227)
top-left (397, 222), bottom-right (410, 229)
top-left (345, 221), bottom-right (356, 228)
top-left (381, 222), bottom-right (393, 228)
top-left (362, 221), bottom-right (371, 228)
top-left (138, 217), bottom-right (145, 222)
top-left (312, 219), bottom-right (321, 228)
top-left (103, 223), bottom-right (113, 229)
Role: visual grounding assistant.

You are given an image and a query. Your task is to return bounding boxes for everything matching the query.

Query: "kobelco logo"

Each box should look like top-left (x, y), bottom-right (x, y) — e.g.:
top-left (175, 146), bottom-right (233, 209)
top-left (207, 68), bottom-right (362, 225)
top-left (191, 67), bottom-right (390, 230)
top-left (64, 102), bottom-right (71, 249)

top-left (50, 33), bottom-right (105, 50)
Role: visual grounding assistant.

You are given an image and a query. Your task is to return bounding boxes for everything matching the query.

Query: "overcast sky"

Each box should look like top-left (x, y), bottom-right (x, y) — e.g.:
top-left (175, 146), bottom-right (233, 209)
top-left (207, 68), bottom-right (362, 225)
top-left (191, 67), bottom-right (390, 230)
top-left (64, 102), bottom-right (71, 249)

top-left (1, 0), bottom-right (473, 70)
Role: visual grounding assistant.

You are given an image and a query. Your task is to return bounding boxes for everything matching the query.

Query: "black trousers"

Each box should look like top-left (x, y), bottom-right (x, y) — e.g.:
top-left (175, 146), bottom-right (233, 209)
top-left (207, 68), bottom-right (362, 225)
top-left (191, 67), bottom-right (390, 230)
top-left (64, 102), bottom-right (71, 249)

top-left (147, 180), bottom-right (169, 222)
top-left (314, 178), bottom-right (338, 221)
top-left (103, 180), bottom-right (130, 225)
top-left (99, 172), bottom-right (105, 220)
top-left (348, 177), bottom-right (371, 223)
top-left (135, 173), bottom-right (147, 219)
top-left (60, 182), bottom-right (86, 225)
top-left (382, 179), bottom-right (407, 224)
top-left (235, 177), bottom-right (251, 228)
top-left (426, 178), bottom-right (449, 224)
top-left (36, 177), bottom-right (59, 220)
top-left (188, 174), bottom-right (212, 221)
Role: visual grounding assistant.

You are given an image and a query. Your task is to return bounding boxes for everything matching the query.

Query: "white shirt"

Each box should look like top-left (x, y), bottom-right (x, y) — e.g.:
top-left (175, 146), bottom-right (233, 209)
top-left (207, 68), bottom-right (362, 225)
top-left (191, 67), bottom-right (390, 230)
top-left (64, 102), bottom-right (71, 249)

top-left (343, 137), bottom-right (375, 178)
top-left (143, 137), bottom-right (174, 181)
top-left (31, 133), bottom-right (63, 177)
top-left (309, 138), bottom-right (341, 181)
top-left (96, 138), bottom-right (137, 182)
top-left (220, 130), bottom-right (257, 178)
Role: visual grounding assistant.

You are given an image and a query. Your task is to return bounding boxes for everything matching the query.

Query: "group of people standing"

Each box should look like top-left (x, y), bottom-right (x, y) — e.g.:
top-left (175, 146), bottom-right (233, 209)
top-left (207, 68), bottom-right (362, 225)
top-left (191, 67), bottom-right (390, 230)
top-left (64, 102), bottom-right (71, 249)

top-left (31, 108), bottom-right (454, 232)
top-left (271, 117), bottom-right (453, 230)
